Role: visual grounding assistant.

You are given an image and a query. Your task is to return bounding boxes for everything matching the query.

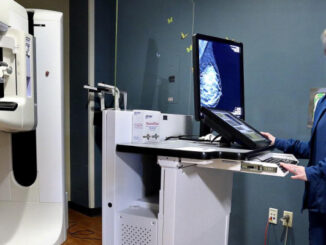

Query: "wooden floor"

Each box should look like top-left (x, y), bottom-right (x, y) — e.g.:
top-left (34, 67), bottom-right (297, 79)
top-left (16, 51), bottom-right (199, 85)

top-left (63, 209), bottom-right (102, 245)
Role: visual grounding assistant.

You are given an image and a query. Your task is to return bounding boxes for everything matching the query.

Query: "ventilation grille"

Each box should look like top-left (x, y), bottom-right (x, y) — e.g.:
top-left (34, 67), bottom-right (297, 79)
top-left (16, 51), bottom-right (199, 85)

top-left (121, 224), bottom-right (153, 245)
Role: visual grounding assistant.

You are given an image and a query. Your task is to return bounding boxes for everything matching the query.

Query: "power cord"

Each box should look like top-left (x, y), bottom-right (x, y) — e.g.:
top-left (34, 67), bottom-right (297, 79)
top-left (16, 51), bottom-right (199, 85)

top-left (165, 134), bottom-right (221, 144)
top-left (210, 134), bottom-right (220, 143)
top-left (165, 135), bottom-right (211, 142)
top-left (280, 215), bottom-right (290, 245)
top-left (264, 219), bottom-right (270, 245)
top-left (284, 225), bottom-right (289, 245)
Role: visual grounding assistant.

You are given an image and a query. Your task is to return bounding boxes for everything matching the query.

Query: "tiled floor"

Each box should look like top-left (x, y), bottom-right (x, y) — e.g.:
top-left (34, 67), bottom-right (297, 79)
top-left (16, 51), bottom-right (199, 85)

top-left (63, 209), bottom-right (102, 245)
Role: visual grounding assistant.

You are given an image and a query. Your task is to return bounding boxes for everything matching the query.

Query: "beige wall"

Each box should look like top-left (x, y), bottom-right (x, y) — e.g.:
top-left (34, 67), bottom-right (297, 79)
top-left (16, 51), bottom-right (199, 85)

top-left (15, 0), bottom-right (71, 199)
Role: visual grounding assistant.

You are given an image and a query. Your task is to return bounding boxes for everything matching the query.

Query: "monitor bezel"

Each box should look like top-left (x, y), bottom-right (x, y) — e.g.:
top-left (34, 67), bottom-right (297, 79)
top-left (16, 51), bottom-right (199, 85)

top-left (193, 33), bottom-right (245, 121)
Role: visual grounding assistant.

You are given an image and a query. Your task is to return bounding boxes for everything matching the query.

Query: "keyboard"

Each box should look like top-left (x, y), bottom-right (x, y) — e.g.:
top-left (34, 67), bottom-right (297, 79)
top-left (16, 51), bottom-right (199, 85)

top-left (243, 152), bottom-right (299, 174)
top-left (262, 157), bottom-right (297, 164)
top-left (262, 157), bottom-right (297, 172)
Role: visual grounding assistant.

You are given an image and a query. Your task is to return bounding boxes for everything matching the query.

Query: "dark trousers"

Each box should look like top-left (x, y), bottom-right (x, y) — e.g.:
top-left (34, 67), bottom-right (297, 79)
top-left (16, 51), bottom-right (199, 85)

top-left (309, 211), bottom-right (326, 245)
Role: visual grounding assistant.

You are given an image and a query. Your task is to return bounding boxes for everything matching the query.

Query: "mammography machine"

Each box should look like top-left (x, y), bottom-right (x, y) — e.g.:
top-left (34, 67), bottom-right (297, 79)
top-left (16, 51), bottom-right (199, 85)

top-left (0, 1), bottom-right (66, 244)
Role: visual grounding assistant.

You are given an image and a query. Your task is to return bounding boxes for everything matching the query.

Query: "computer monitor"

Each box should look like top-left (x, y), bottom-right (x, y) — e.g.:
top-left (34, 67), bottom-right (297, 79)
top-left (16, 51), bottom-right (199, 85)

top-left (201, 107), bottom-right (271, 149)
top-left (193, 34), bottom-right (245, 121)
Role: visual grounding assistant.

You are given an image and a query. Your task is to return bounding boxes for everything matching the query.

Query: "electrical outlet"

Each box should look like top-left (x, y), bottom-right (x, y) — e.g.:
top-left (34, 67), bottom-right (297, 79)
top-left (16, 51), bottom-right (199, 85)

top-left (282, 211), bottom-right (293, 227)
top-left (268, 208), bottom-right (278, 224)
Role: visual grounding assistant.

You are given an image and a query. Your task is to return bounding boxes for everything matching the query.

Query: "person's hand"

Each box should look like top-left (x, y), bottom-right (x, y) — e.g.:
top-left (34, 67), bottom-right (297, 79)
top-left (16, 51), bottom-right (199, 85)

top-left (260, 132), bottom-right (275, 145)
top-left (280, 163), bottom-right (307, 181)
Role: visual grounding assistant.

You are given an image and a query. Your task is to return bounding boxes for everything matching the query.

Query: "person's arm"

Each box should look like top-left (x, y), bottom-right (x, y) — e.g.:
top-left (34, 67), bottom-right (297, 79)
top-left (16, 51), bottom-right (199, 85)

top-left (274, 138), bottom-right (310, 159)
top-left (280, 163), bottom-right (307, 181)
top-left (280, 158), bottom-right (326, 182)
top-left (305, 157), bottom-right (326, 182)
top-left (261, 132), bottom-right (310, 159)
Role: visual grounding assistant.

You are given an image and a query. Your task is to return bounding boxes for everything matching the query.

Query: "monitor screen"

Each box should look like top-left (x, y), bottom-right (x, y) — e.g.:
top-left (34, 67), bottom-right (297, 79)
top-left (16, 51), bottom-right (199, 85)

top-left (193, 34), bottom-right (244, 121)
top-left (214, 110), bottom-right (266, 142)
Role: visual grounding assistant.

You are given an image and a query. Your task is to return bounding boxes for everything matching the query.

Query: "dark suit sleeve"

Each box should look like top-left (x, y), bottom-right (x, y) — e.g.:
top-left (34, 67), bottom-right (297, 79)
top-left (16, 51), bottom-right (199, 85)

top-left (306, 158), bottom-right (326, 182)
top-left (274, 138), bottom-right (310, 159)
top-left (305, 97), bottom-right (326, 181)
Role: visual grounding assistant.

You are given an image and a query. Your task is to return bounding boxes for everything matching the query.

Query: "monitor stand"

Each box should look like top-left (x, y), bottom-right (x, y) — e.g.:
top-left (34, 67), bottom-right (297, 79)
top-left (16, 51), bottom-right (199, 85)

top-left (199, 122), bottom-right (211, 137)
top-left (200, 121), bottom-right (231, 147)
top-left (218, 137), bottom-right (231, 147)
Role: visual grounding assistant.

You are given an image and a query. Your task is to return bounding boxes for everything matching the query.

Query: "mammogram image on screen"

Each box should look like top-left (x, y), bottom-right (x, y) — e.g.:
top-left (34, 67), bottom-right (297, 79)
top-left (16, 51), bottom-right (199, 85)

top-left (199, 40), bottom-right (222, 108)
